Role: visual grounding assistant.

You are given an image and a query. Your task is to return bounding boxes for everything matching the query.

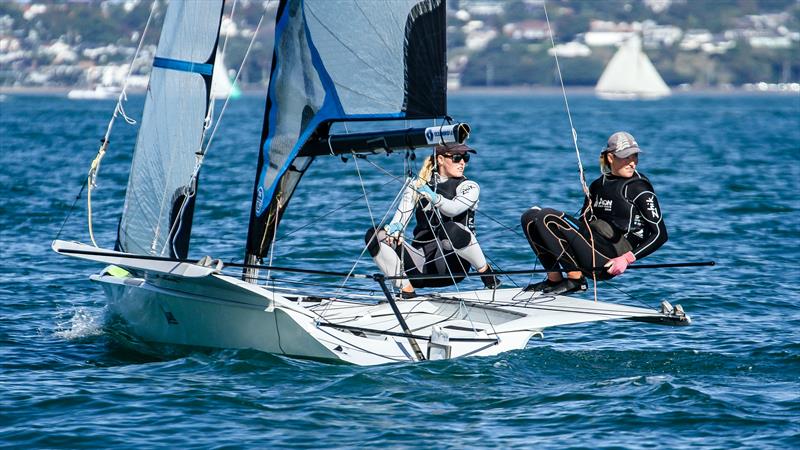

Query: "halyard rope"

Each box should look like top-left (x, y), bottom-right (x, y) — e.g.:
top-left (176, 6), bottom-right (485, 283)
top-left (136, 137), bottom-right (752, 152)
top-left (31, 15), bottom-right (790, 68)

top-left (543, 1), bottom-right (599, 301)
top-left (86, 0), bottom-right (157, 247)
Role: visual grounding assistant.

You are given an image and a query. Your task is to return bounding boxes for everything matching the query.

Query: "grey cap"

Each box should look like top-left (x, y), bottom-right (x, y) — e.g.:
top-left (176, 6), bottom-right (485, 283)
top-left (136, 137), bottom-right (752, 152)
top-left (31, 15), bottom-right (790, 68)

top-left (435, 143), bottom-right (476, 155)
top-left (604, 131), bottom-right (640, 158)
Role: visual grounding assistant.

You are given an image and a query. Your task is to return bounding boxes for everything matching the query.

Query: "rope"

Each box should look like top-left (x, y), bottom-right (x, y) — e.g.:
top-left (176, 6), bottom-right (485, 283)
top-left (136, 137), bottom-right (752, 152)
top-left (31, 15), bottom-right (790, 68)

top-left (332, 155), bottom-right (408, 298)
top-left (165, 5), bottom-right (267, 256)
top-left (204, 11), bottom-right (264, 151)
top-left (55, 178), bottom-right (88, 242)
top-left (85, 0), bottom-right (157, 247)
top-left (543, 1), bottom-right (599, 301)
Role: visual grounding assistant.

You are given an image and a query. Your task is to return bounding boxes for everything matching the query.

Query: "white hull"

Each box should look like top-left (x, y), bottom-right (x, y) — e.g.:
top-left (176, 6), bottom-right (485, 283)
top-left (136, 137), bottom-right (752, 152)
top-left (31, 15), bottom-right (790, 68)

top-left (67, 86), bottom-right (121, 100)
top-left (55, 240), bottom-right (689, 366)
top-left (596, 91), bottom-right (670, 101)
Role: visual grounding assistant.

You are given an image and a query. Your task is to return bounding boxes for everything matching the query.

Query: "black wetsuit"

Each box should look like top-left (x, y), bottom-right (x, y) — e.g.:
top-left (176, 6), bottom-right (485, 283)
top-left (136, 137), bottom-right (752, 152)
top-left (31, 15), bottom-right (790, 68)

top-left (521, 172), bottom-right (667, 279)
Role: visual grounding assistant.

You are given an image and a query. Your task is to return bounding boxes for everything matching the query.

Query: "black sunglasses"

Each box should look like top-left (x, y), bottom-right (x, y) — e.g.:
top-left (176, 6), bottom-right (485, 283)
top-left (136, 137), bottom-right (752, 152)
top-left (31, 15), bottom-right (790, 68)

top-left (443, 153), bottom-right (470, 163)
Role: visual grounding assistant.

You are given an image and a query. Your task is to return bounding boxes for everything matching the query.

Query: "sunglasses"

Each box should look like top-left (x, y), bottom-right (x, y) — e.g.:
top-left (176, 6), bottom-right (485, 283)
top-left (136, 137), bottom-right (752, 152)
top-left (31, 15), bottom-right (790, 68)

top-left (443, 153), bottom-right (470, 163)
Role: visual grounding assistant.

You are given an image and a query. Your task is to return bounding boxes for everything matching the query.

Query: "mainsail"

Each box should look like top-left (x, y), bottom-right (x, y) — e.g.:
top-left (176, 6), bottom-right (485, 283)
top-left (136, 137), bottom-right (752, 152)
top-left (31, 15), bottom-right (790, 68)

top-left (595, 35), bottom-right (670, 100)
top-left (117, 0), bottom-right (225, 258)
top-left (245, 0), bottom-right (447, 263)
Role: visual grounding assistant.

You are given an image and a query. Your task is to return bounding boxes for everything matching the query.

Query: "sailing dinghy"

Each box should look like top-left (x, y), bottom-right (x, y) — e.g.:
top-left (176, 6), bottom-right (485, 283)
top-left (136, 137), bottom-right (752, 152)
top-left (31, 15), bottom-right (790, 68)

top-left (53, 0), bottom-right (689, 366)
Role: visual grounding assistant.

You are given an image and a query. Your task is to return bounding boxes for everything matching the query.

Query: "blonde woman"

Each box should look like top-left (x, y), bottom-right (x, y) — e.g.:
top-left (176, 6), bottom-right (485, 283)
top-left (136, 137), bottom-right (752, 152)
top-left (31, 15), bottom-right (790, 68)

top-left (365, 143), bottom-right (498, 299)
top-left (520, 131), bottom-right (668, 294)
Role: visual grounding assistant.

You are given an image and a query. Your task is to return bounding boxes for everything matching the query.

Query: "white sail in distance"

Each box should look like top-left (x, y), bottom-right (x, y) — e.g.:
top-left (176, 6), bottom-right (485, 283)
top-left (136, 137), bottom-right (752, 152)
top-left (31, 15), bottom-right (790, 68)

top-left (211, 51), bottom-right (241, 100)
top-left (595, 35), bottom-right (670, 100)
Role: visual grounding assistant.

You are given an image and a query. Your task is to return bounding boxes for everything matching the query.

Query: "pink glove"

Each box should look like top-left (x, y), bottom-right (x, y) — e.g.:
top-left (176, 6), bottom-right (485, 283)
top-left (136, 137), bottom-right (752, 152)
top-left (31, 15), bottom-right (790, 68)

top-left (605, 251), bottom-right (636, 276)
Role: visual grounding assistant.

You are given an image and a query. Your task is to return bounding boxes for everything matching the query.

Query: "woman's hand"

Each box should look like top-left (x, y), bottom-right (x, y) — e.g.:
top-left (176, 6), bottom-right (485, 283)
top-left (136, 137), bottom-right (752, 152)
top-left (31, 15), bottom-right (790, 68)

top-left (383, 222), bottom-right (404, 246)
top-left (385, 222), bottom-right (403, 237)
top-left (416, 185), bottom-right (439, 205)
top-left (605, 251), bottom-right (636, 275)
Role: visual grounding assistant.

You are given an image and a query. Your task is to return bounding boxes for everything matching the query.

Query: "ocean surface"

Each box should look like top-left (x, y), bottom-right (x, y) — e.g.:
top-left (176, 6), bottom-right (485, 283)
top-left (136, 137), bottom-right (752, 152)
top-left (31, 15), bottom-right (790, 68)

top-left (1, 92), bottom-right (799, 449)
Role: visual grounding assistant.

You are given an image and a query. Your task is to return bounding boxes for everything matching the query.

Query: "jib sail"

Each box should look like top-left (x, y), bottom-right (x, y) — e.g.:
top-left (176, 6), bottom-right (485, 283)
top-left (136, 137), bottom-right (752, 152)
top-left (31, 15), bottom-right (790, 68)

top-left (117, 0), bottom-right (225, 259)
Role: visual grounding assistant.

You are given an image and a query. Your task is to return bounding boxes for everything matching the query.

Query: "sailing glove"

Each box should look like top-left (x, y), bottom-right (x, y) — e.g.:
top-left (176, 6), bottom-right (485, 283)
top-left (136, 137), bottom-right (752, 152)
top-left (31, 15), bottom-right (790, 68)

top-left (385, 222), bottom-right (404, 237)
top-left (605, 251), bottom-right (636, 276)
top-left (416, 185), bottom-right (439, 205)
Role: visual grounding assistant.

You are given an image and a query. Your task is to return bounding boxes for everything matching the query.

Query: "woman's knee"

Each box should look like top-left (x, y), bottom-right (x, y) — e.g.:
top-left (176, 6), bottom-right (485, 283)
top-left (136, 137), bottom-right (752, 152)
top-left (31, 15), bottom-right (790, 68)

top-left (364, 226), bottom-right (385, 257)
top-left (521, 206), bottom-right (560, 226)
top-left (520, 207), bottom-right (541, 228)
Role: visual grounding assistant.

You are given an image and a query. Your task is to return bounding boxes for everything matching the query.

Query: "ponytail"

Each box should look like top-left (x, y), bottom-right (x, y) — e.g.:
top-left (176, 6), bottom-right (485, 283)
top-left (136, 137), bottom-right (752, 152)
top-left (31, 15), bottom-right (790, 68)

top-left (415, 155), bottom-right (435, 189)
top-left (412, 155), bottom-right (436, 203)
top-left (599, 151), bottom-right (612, 175)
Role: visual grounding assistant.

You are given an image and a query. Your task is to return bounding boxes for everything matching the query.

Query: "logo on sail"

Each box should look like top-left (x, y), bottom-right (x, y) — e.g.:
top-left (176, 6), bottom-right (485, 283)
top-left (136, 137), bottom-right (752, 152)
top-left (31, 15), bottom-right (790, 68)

top-left (256, 186), bottom-right (264, 212)
top-left (424, 126), bottom-right (455, 144)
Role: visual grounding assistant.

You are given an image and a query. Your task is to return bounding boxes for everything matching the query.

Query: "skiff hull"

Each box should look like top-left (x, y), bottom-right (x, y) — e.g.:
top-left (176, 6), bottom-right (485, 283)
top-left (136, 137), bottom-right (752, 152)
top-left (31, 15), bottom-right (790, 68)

top-left (54, 240), bottom-right (689, 366)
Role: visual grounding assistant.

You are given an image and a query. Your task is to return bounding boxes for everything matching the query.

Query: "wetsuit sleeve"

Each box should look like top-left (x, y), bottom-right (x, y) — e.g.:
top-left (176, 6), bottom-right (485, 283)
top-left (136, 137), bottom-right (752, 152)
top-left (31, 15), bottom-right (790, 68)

top-left (388, 180), bottom-right (417, 229)
top-left (626, 180), bottom-right (668, 259)
top-left (434, 180), bottom-right (480, 217)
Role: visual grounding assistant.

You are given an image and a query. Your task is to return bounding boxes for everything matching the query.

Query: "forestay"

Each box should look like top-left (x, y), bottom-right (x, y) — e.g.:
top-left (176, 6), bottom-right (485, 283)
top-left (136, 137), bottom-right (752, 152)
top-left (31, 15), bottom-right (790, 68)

top-left (118, 0), bottom-right (225, 259)
top-left (245, 0), bottom-right (447, 262)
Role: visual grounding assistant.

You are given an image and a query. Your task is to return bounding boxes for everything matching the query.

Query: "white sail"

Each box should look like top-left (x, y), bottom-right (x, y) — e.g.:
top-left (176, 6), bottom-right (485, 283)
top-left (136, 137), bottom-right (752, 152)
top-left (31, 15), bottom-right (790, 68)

top-left (210, 52), bottom-right (240, 100)
top-left (118, 0), bottom-right (224, 258)
top-left (595, 35), bottom-right (670, 100)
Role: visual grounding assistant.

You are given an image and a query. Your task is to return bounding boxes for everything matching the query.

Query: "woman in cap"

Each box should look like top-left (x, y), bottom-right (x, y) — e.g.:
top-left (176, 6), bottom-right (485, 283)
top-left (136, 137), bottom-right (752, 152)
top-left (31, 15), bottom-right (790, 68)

top-left (520, 131), bottom-right (668, 294)
top-left (365, 143), bottom-right (499, 298)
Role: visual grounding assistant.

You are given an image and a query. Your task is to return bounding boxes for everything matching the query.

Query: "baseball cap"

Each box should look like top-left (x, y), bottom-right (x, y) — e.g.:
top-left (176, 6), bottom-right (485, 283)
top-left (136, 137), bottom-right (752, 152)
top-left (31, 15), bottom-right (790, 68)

top-left (435, 143), bottom-right (476, 155)
top-left (604, 131), bottom-right (640, 158)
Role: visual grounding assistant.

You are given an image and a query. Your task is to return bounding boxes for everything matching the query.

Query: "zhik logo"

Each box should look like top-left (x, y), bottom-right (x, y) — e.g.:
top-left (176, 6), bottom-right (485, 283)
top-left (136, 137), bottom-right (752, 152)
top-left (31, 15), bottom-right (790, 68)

top-left (645, 196), bottom-right (659, 218)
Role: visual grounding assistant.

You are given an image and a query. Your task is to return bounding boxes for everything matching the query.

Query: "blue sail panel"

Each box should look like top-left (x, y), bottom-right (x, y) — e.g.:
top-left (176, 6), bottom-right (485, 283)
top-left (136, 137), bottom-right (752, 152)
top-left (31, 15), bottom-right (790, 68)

top-left (246, 0), bottom-right (447, 259)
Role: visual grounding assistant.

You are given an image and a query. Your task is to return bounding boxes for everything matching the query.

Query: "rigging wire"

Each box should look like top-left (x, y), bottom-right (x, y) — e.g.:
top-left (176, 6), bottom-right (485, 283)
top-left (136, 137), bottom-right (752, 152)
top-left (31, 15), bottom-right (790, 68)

top-left (543, 1), bottom-right (600, 301)
top-left (85, 0), bottom-right (158, 247)
top-left (55, 179), bottom-right (89, 242)
top-left (165, 5), bottom-right (266, 257)
top-left (328, 157), bottom-right (410, 305)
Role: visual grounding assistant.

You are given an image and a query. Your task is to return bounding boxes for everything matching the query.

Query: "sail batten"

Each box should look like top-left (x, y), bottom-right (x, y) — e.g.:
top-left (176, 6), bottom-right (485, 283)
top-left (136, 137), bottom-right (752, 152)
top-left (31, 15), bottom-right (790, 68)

top-left (245, 0), bottom-right (448, 262)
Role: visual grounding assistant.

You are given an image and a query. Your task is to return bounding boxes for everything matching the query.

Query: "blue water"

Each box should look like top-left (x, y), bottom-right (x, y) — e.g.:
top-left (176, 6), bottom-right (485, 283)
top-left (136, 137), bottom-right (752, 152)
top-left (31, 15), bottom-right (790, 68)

top-left (1, 92), bottom-right (799, 448)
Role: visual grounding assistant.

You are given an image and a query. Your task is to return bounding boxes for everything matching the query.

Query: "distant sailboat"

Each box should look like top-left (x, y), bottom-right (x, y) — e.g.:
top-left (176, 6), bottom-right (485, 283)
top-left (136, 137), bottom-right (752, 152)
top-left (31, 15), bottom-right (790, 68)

top-left (67, 85), bottom-right (121, 100)
top-left (210, 52), bottom-right (241, 100)
top-left (595, 35), bottom-right (670, 100)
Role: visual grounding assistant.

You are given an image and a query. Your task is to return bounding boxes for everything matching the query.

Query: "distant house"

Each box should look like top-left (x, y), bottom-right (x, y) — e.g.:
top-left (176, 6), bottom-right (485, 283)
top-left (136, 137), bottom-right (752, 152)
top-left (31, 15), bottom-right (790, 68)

top-left (679, 29), bottom-right (713, 50)
top-left (460, 1), bottom-right (505, 17)
top-left (584, 20), bottom-right (637, 47)
top-left (747, 32), bottom-right (792, 49)
top-left (463, 20), bottom-right (497, 51)
top-left (548, 41), bottom-right (591, 58)
top-left (502, 21), bottom-right (549, 41)
top-left (642, 22), bottom-right (682, 48)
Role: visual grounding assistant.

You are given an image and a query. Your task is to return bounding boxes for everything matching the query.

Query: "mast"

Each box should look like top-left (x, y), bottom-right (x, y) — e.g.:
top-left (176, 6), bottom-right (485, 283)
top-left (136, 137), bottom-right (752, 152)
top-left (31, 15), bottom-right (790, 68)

top-left (117, 0), bottom-right (226, 259)
top-left (243, 0), bottom-right (450, 282)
